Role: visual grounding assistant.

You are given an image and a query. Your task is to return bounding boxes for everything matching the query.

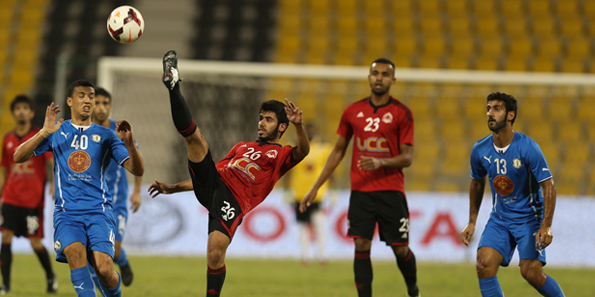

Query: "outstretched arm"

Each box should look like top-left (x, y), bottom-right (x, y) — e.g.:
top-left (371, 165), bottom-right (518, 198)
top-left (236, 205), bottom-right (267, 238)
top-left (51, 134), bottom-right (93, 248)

top-left (299, 135), bottom-right (349, 213)
top-left (284, 98), bottom-right (309, 161)
top-left (536, 178), bottom-right (556, 249)
top-left (357, 143), bottom-right (413, 171)
top-left (14, 103), bottom-right (63, 163)
top-left (117, 120), bottom-right (144, 177)
top-left (148, 179), bottom-right (193, 198)
top-left (461, 177), bottom-right (486, 246)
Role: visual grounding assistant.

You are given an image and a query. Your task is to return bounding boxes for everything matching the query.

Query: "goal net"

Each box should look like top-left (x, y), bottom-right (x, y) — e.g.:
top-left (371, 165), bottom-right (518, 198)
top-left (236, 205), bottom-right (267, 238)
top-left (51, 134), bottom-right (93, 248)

top-left (97, 58), bottom-right (595, 195)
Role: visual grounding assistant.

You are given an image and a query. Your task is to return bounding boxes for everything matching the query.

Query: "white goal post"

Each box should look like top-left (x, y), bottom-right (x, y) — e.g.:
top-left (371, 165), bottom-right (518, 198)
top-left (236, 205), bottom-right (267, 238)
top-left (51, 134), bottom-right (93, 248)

top-left (97, 57), bottom-right (595, 194)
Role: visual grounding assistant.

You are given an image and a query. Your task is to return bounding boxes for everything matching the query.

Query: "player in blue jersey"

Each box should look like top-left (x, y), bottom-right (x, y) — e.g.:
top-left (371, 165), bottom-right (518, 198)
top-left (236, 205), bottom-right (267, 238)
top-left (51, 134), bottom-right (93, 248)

top-left (92, 88), bottom-right (141, 287)
top-left (461, 92), bottom-right (565, 297)
top-left (13, 80), bottom-right (144, 297)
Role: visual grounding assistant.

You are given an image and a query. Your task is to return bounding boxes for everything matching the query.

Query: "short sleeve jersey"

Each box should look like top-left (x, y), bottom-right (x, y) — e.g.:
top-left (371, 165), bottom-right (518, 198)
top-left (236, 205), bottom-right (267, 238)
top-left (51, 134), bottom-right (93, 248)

top-left (288, 141), bottom-right (333, 202)
top-left (216, 140), bottom-right (300, 213)
top-left (107, 120), bottom-right (130, 206)
top-left (33, 120), bottom-right (130, 213)
top-left (470, 132), bottom-right (552, 221)
top-left (337, 97), bottom-right (414, 193)
top-left (1, 127), bottom-right (51, 208)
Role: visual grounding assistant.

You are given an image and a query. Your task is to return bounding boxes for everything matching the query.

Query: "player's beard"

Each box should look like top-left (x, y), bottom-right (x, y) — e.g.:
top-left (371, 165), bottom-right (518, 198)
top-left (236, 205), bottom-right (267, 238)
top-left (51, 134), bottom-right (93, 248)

top-left (258, 124), bottom-right (280, 142)
top-left (488, 117), bottom-right (507, 132)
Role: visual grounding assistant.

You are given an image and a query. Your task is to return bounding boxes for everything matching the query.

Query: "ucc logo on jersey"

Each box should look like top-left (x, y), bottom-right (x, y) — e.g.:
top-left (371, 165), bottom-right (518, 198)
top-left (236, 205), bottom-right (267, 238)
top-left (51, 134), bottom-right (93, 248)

top-left (356, 137), bottom-right (389, 152)
top-left (68, 151), bottom-right (92, 173)
top-left (493, 175), bottom-right (514, 196)
top-left (512, 158), bottom-right (522, 169)
top-left (92, 134), bottom-right (101, 142)
top-left (12, 160), bottom-right (34, 174)
top-left (231, 157), bottom-right (261, 180)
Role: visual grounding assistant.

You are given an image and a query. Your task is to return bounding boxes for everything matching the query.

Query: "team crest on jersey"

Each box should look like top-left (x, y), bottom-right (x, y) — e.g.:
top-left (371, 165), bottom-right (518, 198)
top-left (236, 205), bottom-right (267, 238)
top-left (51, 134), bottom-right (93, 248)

top-left (92, 134), bottom-right (101, 142)
top-left (266, 150), bottom-right (278, 159)
top-left (493, 175), bottom-right (514, 196)
top-left (382, 112), bottom-right (393, 124)
top-left (512, 158), bottom-right (522, 169)
top-left (68, 150), bottom-right (92, 173)
top-left (54, 240), bottom-right (61, 251)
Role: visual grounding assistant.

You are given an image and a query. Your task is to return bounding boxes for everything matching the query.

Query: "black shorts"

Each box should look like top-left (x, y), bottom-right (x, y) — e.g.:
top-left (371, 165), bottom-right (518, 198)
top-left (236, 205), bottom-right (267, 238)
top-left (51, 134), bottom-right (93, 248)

top-left (347, 191), bottom-right (410, 246)
top-left (188, 151), bottom-right (244, 239)
top-left (0, 203), bottom-right (44, 238)
top-left (294, 201), bottom-right (320, 223)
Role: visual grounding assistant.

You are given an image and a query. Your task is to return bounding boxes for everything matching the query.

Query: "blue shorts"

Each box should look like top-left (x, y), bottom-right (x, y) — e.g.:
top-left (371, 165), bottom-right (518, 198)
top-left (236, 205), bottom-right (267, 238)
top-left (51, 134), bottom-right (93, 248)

top-left (478, 214), bottom-right (546, 267)
top-left (112, 200), bottom-right (128, 242)
top-left (53, 211), bottom-right (117, 263)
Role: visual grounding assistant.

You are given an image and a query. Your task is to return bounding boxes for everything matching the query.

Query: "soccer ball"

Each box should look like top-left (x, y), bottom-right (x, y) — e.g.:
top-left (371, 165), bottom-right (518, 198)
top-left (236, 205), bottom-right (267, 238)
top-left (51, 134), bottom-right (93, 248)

top-left (107, 5), bottom-right (144, 44)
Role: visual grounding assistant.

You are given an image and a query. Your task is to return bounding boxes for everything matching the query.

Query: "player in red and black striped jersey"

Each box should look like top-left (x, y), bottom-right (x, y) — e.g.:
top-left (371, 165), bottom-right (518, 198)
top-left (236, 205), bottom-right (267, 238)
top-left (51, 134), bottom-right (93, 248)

top-left (149, 50), bottom-right (309, 297)
top-left (0, 95), bottom-right (57, 294)
top-left (300, 58), bottom-right (420, 297)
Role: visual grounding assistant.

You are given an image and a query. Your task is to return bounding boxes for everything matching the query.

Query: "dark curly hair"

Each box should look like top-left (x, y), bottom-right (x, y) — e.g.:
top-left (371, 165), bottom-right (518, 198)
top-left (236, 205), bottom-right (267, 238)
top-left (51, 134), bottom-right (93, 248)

top-left (487, 92), bottom-right (517, 125)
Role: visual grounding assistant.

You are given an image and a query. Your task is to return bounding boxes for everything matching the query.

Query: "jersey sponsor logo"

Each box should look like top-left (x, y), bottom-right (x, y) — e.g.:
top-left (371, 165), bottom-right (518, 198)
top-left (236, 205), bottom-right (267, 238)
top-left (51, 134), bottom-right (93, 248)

top-left (382, 112), bottom-right (393, 124)
top-left (512, 158), bottom-right (522, 169)
top-left (7, 141), bottom-right (13, 149)
top-left (231, 157), bottom-right (261, 180)
top-left (542, 168), bottom-right (549, 171)
top-left (483, 156), bottom-right (492, 163)
top-left (221, 201), bottom-right (236, 221)
top-left (68, 151), bottom-right (92, 173)
top-left (61, 132), bottom-right (69, 139)
top-left (356, 111), bottom-right (364, 118)
top-left (493, 175), bottom-right (514, 196)
top-left (92, 134), bottom-right (101, 142)
top-left (356, 136), bottom-right (389, 152)
top-left (54, 240), bottom-right (61, 251)
top-left (266, 149), bottom-right (278, 159)
top-left (11, 160), bottom-right (35, 174)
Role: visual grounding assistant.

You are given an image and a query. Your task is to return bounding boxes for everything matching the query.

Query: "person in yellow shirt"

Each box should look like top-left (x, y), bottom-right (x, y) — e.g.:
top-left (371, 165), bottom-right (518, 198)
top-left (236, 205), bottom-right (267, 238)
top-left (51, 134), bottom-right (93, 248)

top-left (285, 124), bottom-right (334, 265)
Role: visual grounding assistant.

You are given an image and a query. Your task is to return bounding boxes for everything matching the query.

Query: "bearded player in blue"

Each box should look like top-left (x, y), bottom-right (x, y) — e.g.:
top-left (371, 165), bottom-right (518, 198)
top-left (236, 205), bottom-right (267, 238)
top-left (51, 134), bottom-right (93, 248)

top-left (461, 92), bottom-right (564, 297)
top-left (13, 80), bottom-right (144, 297)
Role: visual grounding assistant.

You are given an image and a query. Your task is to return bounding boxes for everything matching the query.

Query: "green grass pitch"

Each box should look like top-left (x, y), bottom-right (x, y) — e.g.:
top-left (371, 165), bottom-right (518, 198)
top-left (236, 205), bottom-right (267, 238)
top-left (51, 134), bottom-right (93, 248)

top-left (8, 254), bottom-right (595, 296)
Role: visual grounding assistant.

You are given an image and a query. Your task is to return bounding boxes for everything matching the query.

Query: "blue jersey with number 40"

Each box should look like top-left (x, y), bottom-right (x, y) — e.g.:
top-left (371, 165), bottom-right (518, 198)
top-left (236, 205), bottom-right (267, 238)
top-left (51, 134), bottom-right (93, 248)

top-left (470, 132), bottom-right (552, 221)
top-left (34, 120), bottom-right (130, 213)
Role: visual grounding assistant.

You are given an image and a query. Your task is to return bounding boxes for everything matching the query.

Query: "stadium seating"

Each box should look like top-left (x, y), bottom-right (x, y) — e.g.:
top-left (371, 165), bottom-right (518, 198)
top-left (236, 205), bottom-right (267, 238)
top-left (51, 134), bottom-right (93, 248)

top-left (273, 0), bottom-right (595, 195)
top-left (2, 0), bottom-right (592, 195)
top-left (0, 0), bottom-right (49, 140)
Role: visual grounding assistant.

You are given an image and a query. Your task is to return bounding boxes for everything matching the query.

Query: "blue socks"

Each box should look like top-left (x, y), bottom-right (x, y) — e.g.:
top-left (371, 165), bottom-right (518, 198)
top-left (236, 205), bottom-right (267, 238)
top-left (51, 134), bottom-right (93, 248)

top-left (479, 276), bottom-right (504, 297)
top-left (85, 263), bottom-right (121, 297)
top-left (87, 261), bottom-right (101, 294)
top-left (537, 275), bottom-right (565, 297)
top-left (104, 272), bottom-right (122, 297)
top-left (71, 266), bottom-right (97, 297)
top-left (114, 248), bottom-right (128, 267)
